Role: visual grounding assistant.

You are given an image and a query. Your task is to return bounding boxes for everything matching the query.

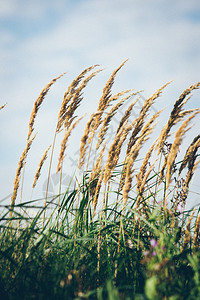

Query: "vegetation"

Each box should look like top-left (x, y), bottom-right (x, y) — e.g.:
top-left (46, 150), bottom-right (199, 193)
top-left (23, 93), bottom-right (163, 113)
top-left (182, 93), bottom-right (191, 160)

top-left (0, 62), bottom-right (200, 299)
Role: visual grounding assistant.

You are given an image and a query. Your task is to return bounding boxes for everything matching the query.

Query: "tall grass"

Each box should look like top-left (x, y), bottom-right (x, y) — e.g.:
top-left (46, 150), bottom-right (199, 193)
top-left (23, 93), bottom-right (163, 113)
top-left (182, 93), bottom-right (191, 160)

top-left (0, 62), bottom-right (200, 299)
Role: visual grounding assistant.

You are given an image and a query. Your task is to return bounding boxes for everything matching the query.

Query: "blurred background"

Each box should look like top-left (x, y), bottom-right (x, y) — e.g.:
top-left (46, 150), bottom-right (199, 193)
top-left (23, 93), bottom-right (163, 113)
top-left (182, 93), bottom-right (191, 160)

top-left (0, 0), bottom-right (200, 208)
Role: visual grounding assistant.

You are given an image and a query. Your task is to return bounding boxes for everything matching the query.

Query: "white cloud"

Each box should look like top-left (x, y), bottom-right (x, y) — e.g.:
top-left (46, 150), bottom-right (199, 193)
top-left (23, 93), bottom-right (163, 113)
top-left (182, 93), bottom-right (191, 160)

top-left (0, 0), bottom-right (70, 19)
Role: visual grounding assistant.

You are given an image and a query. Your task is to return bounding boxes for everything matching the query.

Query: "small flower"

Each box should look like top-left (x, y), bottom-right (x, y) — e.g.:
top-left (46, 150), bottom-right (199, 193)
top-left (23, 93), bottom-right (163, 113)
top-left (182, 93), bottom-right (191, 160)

top-left (152, 251), bottom-right (157, 256)
top-left (150, 239), bottom-right (157, 248)
top-left (177, 203), bottom-right (183, 213)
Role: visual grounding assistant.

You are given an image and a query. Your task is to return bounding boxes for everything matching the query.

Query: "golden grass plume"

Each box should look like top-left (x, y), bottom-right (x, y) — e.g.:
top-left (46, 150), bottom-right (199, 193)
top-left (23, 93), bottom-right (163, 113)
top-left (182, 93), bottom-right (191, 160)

top-left (28, 73), bottom-right (65, 140)
top-left (10, 133), bottom-right (37, 213)
top-left (156, 82), bottom-right (200, 154)
top-left (165, 111), bottom-right (200, 190)
top-left (57, 115), bottom-right (84, 173)
top-left (32, 145), bottom-right (51, 189)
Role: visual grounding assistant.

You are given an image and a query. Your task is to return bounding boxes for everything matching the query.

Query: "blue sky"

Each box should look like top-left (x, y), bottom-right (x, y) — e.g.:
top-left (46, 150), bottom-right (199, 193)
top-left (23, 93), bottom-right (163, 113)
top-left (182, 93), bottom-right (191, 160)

top-left (0, 0), bottom-right (200, 206)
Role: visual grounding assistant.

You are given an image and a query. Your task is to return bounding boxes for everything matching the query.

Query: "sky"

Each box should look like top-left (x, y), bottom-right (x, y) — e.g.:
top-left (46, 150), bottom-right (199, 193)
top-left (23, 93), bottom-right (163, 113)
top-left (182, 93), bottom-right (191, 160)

top-left (0, 0), bottom-right (200, 208)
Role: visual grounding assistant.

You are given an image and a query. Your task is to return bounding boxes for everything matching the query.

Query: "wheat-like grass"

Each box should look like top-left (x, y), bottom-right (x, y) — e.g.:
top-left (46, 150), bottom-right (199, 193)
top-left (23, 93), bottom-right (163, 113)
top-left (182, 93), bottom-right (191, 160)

top-left (156, 82), bottom-right (200, 154)
top-left (57, 65), bottom-right (99, 132)
top-left (116, 97), bottom-right (139, 134)
top-left (179, 135), bottom-right (200, 175)
top-left (122, 158), bottom-right (133, 206)
top-left (32, 145), bottom-right (51, 188)
top-left (107, 89), bottom-right (134, 103)
top-left (112, 121), bottom-right (137, 171)
top-left (57, 116), bottom-right (84, 173)
top-left (102, 97), bottom-right (142, 185)
top-left (118, 83), bottom-right (169, 191)
top-left (96, 91), bottom-right (138, 150)
top-left (124, 130), bottom-right (158, 207)
top-left (165, 111), bottom-right (199, 190)
top-left (89, 141), bottom-right (107, 198)
top-left (10, 133), bottom-right (37, 214)
top-left (79, 112), bottom-right (102, 169)
top-left (103, 120), bottom-right (130, 184)
top-left (136, 140), bottom-right (157, 193)
top-left (119, 110), bottom-right (162, 192)
top-left (27, 73), bottom-right (65, 140)
top-left (63, 69), bottom-right (102, 130)
top-left (127, 82), bottom-right (171, 155)
top-left (88, 60), bottom-right (128, 145)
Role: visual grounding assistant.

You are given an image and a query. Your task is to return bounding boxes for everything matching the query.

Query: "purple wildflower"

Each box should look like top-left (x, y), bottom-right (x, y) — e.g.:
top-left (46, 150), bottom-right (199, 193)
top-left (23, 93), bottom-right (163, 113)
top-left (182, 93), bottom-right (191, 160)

top-left (150, 239), bottom-right (157, 248)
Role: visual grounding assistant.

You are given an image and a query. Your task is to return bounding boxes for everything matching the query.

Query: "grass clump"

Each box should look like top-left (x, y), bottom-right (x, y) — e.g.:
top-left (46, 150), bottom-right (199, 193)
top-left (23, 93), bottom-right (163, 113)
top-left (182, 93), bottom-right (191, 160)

top-left (0, 62), bottom-right (200, 299)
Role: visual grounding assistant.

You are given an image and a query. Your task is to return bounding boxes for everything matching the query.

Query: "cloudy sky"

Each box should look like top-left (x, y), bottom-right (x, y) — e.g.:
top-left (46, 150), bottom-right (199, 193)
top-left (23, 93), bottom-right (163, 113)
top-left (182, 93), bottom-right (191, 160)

top-left (0, 0), bottom-right (200, 207)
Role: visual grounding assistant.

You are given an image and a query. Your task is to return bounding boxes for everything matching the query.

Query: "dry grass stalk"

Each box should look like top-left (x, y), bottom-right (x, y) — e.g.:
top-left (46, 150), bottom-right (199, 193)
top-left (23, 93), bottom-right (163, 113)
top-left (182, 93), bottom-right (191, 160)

top-left (28, 73), bottom-right (65, 140)
top-left (105, 89), bottom-right (134, 105)
top-left (63, 69), bottom-right (102, 130)
top-left (96, 91), bottom-right (138, 150)
top-left (177, 108), bottom-right (199, 120)
top-left (156, 82), bottom-right (200, 154)
top-left (57, 65), bottom-right (98, 132)
top-left (137, 160), bottom-right (158, 208)
top-left (119, 110), bottom-right (162, 192)
top-left (103, 99), bottom-right (143, 185)
top-left (32, 145), bottom-right (51, 188)
top-left (93, 168), bottom-right (105, 213)
top-left (0, 103), bottom-right (7, 110)
top-left (104, 118), bottom-right (138, 185)
top-left (127, 82), bottom-right (171, 155)
top-left (122, 160), bottom-right (134, 206)
top-left (89, 141), bottom-right (107, 198)
top-left (103, 119), bottom-right (132, 184)
top-left (57, 116), bottom-right (84, 173)
top-left (97, 60), bottom-right (128, 116)
top-left (88, 60), bottom-right (128, 144)
top-left (79, 112), bottom-right (102, 169)
top-left (136, 140), bottom-right (157, 191)
top-left (165, 111), bottom-right (199, 190)
top-left (193, 211), bottom-right (200, 248)
top-left (112, 120), bottom-right (137, 171)
top-left (118, 83), bottom-right (169, 191)
top-left (179, 135), bottom-right (200, 175)
top-left (183, 208), bottom-right (196, 249)
top-left (10, 133), bottom-right (37, 213)
top-left (116, 97), bottom-right (139, 133)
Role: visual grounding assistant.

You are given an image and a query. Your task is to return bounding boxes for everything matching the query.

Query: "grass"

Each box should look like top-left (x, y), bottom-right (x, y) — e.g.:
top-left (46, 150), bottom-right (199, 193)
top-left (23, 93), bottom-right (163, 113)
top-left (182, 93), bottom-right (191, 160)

top-left (0, 62), bottom-right (200, 299)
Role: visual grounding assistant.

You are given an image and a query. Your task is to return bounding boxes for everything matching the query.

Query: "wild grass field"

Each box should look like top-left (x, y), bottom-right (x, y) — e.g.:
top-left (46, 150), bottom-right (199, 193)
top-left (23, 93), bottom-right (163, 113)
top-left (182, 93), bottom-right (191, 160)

top-left (0, 61), bottom-right (200, 299)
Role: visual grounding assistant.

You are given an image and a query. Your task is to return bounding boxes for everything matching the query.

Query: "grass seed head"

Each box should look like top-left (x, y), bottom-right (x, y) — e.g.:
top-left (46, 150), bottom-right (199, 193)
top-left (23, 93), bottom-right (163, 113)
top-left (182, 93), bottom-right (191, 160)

top-left (28, 73), bottom-right (65, 140)
top-left (32, 145), bottom-right (51, 188)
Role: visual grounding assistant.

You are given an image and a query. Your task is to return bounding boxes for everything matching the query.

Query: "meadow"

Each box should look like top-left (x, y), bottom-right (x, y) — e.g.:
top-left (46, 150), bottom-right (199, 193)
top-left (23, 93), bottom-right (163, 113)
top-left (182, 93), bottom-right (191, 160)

top-left (0, 61), bottom-right (200, 299)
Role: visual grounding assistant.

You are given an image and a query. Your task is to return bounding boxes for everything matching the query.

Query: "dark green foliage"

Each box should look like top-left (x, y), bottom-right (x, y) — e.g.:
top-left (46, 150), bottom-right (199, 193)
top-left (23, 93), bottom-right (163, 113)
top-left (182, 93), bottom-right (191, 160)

top-left (0, 177), bottom-right (199, 300)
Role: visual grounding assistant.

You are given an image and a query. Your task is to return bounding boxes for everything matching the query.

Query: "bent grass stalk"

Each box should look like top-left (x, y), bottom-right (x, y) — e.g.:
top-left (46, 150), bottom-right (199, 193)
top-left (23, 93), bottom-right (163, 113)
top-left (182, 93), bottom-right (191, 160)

top-left (10, 133), bottom-right (37, 217)
top-left (32, 145), bottom-right (51, 189)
